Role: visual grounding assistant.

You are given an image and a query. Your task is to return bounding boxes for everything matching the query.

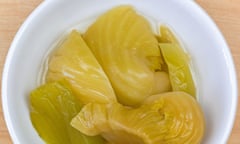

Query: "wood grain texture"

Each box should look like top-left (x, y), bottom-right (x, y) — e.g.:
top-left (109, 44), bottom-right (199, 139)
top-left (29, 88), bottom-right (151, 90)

top-left (0, 0), bottom-right (239, 144)
top-left (0, 1), bottom-right (42, 144)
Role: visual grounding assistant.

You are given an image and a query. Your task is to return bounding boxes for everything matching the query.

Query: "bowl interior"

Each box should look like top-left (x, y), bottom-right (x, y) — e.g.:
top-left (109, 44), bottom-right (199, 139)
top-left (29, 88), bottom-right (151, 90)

top-left (2, 0), bottom-right (237, 143)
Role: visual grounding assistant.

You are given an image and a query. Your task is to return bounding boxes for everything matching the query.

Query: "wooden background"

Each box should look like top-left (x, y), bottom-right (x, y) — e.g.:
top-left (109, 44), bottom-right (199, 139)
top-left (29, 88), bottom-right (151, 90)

top-left (0, 0), bottom-right (239, 143)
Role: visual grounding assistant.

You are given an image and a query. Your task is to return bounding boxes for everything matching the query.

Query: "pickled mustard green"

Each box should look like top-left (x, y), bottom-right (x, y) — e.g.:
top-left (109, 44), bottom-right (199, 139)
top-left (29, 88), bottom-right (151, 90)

top-left (71, 92), bottom-right (205, 144)
top-left (84, 6), bottom-right (169, 106)
top-left (30, 81), bottom-right (105, 144)
top-left (29, 5), bottom-right (204, 144)
top-left (47, 30), bottom-right (116, 104)
top-left (159, 26), bottom-right (196, 97)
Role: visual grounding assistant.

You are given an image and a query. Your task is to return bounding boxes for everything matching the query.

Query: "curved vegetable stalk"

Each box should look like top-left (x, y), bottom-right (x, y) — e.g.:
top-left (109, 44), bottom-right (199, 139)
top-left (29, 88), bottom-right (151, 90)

top-left (84, 5), bottom-right (169, 106)
top-left (46, 30), bottom-right (116, 104)
top-left (30, 80), bottom-right (105, 144)
top-left (158, 26), bottom-right (179, 43)
top-left (71, 92), bottom-right (205, 144)
top-left (158, 26), bottom-right (196, 97)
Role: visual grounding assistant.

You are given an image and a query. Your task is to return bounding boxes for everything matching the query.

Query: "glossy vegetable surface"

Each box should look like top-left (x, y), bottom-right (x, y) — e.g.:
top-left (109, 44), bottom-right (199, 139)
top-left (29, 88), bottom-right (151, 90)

top-left (71, 92), bottom-right (204, 144)
top-left (159, 26), bottom-right (196, 97)
top-left (30, 5), bottom-right (204, 144)
top-left (30, 81), bottom-right (105, 144)
top-left (84, 6), bottom-right (168, 106)
top-left (47, 30), bottom-right (116, 104)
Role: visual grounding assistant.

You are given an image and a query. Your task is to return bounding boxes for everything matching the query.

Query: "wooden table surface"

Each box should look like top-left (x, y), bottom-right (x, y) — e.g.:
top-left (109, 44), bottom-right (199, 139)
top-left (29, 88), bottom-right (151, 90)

top-left (0, 0), bottom-right (239, 143)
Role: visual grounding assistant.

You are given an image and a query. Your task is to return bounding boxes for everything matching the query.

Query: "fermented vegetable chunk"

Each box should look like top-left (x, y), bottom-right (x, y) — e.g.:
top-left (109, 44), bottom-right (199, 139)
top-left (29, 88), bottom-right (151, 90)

top-left (158, 26), bottom-right (196, 97)
top-left (47, 30), bottom-right (116, 104)
top-left (84, 6), bottom-right (168, 106)
top-left (158, 26), bottom-right (179, 43)
top-left (152, 71), bottom-right (171, 95)
top-left (30, 81), bottom-right (105, 144)
top-left (29, 5), bottom-right (204, 144)
top-left (71, 92), bottom-right (205, 144)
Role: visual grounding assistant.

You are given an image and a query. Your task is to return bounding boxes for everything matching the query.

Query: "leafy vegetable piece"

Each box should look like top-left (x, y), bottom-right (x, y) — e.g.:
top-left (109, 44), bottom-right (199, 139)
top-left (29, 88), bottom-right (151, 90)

top-left (71, 92), bottom-right (205, 144)
top-left (159, 43), bottom-right (196, 97)
top-left (30, 81), bottom-right (105, 144)
top-left (158, 25), bottom-right (196, 97)
top-left (158, 26), bottom-right (179, 43)
top-left (47, 30), bottom-right (116, 104)
top-left (84, 5), bottom-right (167, 106)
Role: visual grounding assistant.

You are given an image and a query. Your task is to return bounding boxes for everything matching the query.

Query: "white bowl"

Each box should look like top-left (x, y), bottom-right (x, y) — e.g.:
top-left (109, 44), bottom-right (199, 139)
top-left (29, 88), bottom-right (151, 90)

top-left (2, 0), bottom-right (237, 143)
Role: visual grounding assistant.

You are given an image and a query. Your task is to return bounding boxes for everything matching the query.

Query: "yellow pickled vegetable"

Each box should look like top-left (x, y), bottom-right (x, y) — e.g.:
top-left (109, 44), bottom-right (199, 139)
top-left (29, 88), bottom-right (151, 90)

top-left (47, 30), bottom-right (116, 104)
top-left (71, 92), bottom-right (205, 144)
top-left (158, 26), bottom-right (196, 97)
top-left (30, 5), bottom-right (204, 144)
top-left (152, 71), bottom-right (171, 95)
top-left (158, 26), bottom-right (179, 43)
top-left (84, 6), bottom-right (169, 106)
top-left (30, 80), bottom-right (105, 144)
